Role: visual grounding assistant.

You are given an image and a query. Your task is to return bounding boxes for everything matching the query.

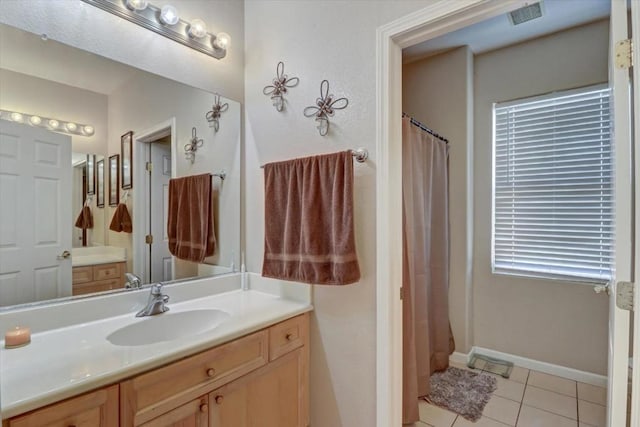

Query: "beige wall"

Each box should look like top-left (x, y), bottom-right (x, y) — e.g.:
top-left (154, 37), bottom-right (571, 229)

top-left (402, 46), bottom-right (475, 353)
top-left (107, 72), bottom-right (241, 275)
top-left (473, 20), bottom-right (610, 374)
top-left (244, 1), bottom-right (433, 425)
top-left (402, 20), bottom-right (611, 375)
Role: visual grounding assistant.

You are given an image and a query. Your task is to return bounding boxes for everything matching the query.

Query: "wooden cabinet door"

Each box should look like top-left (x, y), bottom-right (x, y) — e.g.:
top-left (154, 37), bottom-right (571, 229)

top-left (139, 397), bottom-right (208, 427)
top-left (8, 385), bottom-right (118, 427)
top-left (209, 348), bottom-right (306, 427)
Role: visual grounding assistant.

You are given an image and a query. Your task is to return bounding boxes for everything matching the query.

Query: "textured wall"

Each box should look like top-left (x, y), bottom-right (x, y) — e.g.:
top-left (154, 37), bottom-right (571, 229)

top-left (244, 1), bottom-right (432, 425)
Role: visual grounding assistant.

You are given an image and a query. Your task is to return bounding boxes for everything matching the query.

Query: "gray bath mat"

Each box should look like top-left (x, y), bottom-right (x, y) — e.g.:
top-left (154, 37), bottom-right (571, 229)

top-left (424, 366), bottom-right (497, 421)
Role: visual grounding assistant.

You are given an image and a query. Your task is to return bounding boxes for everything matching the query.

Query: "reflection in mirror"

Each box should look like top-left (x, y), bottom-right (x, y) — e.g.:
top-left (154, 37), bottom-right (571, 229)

top-left (0, 23), bottom-right (241, 308)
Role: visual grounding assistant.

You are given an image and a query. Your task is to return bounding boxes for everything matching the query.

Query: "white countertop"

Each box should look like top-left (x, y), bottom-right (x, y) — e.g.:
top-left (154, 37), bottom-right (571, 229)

top-left (72, 254), bottom-right (126, 267)
top-left (1, 277), bottom-right (312, 418)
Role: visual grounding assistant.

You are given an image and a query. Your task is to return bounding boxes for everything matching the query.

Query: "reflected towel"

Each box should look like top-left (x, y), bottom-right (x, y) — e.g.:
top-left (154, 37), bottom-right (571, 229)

top-left (262, 150), bottom-right (360, 285)
top-left (109, 203), bottom-right (132, 233)
top-left (74, 206), bottom-right (93, 229)
top-left (167, 174), bottom-right (216, 263)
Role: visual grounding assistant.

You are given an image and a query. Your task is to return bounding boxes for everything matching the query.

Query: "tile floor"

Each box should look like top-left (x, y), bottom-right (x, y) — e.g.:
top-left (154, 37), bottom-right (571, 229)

top-left (410, 361), bottom-right (607, 427)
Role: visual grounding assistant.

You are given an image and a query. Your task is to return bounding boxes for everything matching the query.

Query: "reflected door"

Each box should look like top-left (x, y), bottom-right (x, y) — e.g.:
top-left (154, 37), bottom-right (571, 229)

top-left (149, 142), bottom-right (172, 282)
top-left (0, 121), bottom-right (72, 306)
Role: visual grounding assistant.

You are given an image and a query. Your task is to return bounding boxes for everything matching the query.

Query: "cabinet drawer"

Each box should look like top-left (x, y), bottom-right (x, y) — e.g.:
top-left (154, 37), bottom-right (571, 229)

top-left (73, 278), bottom-right (122, 296)
top-left (72, 266), bottom-right (93, 284)
top-left (8, 385), bottom-right (118, 427)
top-left (269, 314), bottom-right (307, 361)
top-left (140, 396), bottom-right (208, 427)
top-left (121, 330), bottom-right (268, 425)
top-left (93, 263), bottom-right (121, 281)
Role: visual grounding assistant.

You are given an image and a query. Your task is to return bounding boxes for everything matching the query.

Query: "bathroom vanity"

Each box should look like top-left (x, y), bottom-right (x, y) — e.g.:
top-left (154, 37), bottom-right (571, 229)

top-left (71, 247), bottom-right (128, 296)
top-left (1, 274), bottom-right (312, 427)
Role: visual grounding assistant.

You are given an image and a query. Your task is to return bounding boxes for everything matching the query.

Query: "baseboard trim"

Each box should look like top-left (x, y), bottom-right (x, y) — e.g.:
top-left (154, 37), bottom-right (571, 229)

top-left (450, 347), bottom-right (607, 388)
top-left (449, 351), bottom-right (470, 366)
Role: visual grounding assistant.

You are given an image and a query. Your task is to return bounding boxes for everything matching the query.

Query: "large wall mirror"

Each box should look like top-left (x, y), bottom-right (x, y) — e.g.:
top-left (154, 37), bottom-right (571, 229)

top-left (0, 23), bottom-right (241, 309)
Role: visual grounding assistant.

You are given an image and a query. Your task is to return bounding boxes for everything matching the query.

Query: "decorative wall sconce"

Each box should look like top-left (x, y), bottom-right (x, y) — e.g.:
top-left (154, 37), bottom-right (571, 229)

top-left (303, 80), bottom-right (349, 136)
top-left (0, 109), bottom-right (95, 137)
top-left (80, 0), bottom-right (231, 59)
top-left (205, 94), bottom-right (229, 132)
top-left (184, 127), bottom-right (203, 163)
top-left (263, 62), bottom-right (299, 112)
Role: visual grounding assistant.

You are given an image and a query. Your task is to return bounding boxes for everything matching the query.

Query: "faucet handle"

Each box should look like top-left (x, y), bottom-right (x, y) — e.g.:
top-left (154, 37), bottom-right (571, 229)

top-left (151, 283), bottom-right (164, 295)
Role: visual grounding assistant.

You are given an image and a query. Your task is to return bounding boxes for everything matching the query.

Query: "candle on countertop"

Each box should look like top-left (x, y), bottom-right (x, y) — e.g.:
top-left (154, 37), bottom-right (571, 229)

top-left (5, 326), bottom-right (31, 349)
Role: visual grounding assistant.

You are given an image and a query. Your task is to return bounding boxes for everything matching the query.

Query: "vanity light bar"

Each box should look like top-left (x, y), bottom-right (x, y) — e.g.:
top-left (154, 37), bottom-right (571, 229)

top-left (80, 0), bottom-right (229, 60)
top-left (0, 110), bottom-right (95, 137)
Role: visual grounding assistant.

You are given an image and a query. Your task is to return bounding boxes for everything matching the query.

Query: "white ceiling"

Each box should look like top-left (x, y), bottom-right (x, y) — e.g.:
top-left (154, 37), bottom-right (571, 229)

top-left (0, 23), bottom-right (142, 95)
top-left (403, 0), bottom-right (611, 63)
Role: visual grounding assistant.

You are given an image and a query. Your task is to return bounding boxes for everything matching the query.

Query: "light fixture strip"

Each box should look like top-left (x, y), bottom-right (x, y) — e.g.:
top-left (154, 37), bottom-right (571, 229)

top-left (80, 0), bottom-right (226, 59)
top-left (0, 110), bottom-right (95, 137)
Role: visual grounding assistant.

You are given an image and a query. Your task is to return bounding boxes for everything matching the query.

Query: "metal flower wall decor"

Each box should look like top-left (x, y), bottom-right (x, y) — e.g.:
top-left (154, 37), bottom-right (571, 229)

top-left (184, 127), bottom-right (204, 163)
top-left (263, 61), bottom-right (299, 112)
top-left (205, 94), bottom-right (229, 132)
top-left (303, 79), bottom-right (348, 136)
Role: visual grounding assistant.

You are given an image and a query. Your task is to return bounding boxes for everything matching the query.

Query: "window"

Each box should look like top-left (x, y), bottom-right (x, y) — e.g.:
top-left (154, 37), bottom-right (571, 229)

top-left (492, 85), bottom-right (612, 283)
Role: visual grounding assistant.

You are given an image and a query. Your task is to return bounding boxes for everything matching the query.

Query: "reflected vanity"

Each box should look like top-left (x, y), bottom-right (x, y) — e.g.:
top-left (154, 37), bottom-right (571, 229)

top-left (0, 23), bottom-right (241, 308)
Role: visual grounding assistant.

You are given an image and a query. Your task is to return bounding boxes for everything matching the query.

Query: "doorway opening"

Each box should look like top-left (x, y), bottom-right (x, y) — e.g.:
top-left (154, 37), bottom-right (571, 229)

top-left (375, 1), bottom-right (635, 426)
top-left (132, 118), bottom-right (177, 285)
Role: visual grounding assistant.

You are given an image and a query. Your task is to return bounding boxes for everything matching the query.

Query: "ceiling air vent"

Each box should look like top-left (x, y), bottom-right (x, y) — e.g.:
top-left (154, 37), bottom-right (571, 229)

top-left (508, 2), bottom-right (544, 26)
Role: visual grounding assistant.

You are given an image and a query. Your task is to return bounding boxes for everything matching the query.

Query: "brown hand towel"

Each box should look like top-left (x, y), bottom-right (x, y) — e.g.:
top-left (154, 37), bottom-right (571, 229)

top-left (109, 203), bottom-right (132, 233)
top-left (262, 150), bottom-right (360, 285)
top-left (167, 174), bottom-right (216, 263)
top-left (74, 206), bottom-right (93, 229)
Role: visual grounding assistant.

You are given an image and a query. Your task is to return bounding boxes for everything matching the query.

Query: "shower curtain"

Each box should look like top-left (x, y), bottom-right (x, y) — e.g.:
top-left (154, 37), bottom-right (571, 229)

top-left (402, 117), bottom-right (455, 424)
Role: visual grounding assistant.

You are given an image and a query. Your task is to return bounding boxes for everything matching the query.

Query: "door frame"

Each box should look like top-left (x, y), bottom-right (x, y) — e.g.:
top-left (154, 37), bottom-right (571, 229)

top-left (374, 1), bottom-right (560, 425)
top-left (132, 118), bottom-right (177, 284)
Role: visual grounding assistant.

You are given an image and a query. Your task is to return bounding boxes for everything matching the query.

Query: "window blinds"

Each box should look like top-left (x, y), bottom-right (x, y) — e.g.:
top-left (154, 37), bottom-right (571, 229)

top-left (492, 86), bottom-right (612, 283)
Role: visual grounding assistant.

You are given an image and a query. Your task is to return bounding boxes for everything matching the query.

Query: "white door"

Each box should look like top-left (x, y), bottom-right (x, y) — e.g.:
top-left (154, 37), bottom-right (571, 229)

top-left (609, 0), bottom-right (637, 425)
top-left (0, 121), bottom-right (72, 306)
top-left (149, 142), bottom-right (172, 283)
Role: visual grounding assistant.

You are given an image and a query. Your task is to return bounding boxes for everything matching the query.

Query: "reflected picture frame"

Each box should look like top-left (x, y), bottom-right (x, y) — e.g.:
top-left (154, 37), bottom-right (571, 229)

top-left (121, 131), bottom-right (133, 189)
top-left (109, 154), bottom-right (120, 207)
top-left (96, 159), bottom-right (105, 208)
top-left (86, 154), bottom-right (95, 195)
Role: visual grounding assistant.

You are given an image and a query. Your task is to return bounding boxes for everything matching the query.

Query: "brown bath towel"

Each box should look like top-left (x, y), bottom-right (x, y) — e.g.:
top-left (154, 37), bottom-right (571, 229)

top-left (109, 203), bottom-right (132, 233)
top-left (74, 206), bottom-right (93, 229)
top-left (262, 150), bottom-right (360, 285)
top-left (167, 174), bottom-right (216, 263)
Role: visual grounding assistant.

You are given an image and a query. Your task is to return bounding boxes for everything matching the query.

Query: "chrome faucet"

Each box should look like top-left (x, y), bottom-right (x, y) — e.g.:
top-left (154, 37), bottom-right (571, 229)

top-left (136, 283), bottom-right (170, 317)
top-left (125, 273), bottom-right (142, 289)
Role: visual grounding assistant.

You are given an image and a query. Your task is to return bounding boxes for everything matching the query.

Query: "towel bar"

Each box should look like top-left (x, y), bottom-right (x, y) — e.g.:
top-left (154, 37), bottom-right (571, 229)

top-left (260, 148), bottom-right (368, 168)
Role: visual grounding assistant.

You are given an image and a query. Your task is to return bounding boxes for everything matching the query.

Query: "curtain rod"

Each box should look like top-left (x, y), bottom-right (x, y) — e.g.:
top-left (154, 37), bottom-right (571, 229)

top-left (402, 112), bottom-right (449, 143)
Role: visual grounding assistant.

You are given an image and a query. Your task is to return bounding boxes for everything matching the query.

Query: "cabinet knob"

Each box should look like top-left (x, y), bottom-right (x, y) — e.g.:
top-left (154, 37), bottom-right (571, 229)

top-left (285, 333), bottom-right (293, 341)
top-left (215, 395), bottom-right (224, 404)
top-left (200, 403), bottom-right (208, 413)
top-left (206, 368), bottom-right (216, 377)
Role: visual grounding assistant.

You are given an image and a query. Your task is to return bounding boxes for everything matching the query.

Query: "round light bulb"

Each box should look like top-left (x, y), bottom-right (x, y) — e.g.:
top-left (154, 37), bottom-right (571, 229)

top-left (188, 19), bottom-right (207, 38)
top-left (66, 122), bottom-right (78, 132)
top-left (125, 0), bottom-right (148, 11)
top-left (213, 32), bottom-right (231, 50)
top-left (29, 115), bottom-right (42, 125)
top-left (10, 112), bottom-right (23, 122)
top-left (159, 5), bottom-right (179, 26)
top-left (83, 125), bottom-right (95, 136)
top-left (48, 119), bottom-right (59, 129)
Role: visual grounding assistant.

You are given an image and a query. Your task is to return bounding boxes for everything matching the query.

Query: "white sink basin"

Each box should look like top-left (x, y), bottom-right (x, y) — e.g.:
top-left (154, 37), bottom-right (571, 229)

top-left (106, 309), bottom-right (230, 346)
